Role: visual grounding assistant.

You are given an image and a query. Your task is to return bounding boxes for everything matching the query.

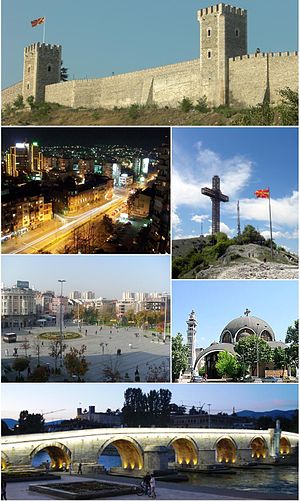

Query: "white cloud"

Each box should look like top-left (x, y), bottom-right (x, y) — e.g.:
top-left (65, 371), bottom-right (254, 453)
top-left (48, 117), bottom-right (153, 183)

top-left (232, 191), bottom-right (298, 228)
top-left (191, 214), bottom-right (209, 223)
top-left (261, 229), bottom-right (298, 241)
top-left (172, 141), bottom-right (253, 231)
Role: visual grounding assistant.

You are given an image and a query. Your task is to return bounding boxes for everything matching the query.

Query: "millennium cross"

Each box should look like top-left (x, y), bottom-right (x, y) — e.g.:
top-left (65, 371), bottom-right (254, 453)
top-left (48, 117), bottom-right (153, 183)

top-left (201, 176), bottom-right (229, 234)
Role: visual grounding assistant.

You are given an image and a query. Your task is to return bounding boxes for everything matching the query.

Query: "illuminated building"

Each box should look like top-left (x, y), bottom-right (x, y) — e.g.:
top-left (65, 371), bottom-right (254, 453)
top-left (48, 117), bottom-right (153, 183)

top-left (4, 142), bottom-right (43, 177)
top-left (1, 195), bottom-right (53, 237)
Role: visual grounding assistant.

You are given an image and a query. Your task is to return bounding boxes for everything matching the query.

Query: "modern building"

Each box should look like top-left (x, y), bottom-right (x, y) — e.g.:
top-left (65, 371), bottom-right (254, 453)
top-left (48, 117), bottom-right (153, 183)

top-left (146, 145), bottom-right (170, 253)
top-left (4, 142), bottom-right (43, 177)
top-left (1, 194), bottom-right (53, 237)
top-left (172, 413), bottom-right (253, 429)
top-left (52, 177), bottom-right (113, 215)
top-left (1, 283), bottom-right (36, 328)
top-left (69, 291), bottom-right (82, 300)
top-left (82, 291), bottom-right (95, 300)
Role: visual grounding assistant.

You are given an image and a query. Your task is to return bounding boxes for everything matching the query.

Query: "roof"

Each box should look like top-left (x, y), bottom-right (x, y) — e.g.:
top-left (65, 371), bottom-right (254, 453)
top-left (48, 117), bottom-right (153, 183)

top-left (220, 315), bottom-right (275, 341)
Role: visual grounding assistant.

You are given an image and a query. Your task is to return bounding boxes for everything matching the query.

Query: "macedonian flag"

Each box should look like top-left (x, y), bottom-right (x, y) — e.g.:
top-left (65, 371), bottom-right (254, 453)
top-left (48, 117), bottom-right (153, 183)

top-left (31, 17), bottom-right (45, 27)
top-left (255, 188), bottom-right (270, 199)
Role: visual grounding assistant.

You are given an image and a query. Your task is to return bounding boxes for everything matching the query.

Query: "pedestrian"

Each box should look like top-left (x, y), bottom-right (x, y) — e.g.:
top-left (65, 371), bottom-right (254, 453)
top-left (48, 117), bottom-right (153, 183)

top-left (77, 462), bottom-right (82, 475)
top-left (62, 462), bottom-right (66, 472)
top-left (150, 474), bottom-right (156, 498)
top-left (5, 349), bottom-right (8, 357)
top-left (143, 472), bottom-right (151, 496)
top-left (69, 462), bottom-right (73, 475)
top-left (45, 460), bottom-right (50, 473)
top-left (1, 477), bottom-right (7, 500)
top-left (27, 366), bottom-right (31, 376)
top-left (135, 366), bottom-right (140, 382)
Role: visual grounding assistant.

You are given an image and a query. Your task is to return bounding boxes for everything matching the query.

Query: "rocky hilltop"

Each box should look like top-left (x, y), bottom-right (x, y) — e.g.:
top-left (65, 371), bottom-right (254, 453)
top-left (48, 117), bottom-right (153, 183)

top-left (172, 238), bottom-right (298, 280)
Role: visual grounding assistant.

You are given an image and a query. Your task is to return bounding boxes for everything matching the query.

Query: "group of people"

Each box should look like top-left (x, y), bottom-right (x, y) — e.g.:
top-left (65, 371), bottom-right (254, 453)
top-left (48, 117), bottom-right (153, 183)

top-left (142, 472), bottom-right (156, 498)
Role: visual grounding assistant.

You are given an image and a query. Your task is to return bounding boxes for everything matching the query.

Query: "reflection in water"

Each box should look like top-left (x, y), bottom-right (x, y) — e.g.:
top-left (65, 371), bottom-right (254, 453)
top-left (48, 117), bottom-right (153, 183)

top-left (187, 466), bottom-right (298, 496)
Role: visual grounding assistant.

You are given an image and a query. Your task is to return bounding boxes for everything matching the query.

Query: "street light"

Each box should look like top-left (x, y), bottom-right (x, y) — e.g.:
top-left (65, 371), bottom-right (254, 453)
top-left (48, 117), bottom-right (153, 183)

top-left (163, 294), bottom-right (168, 343)
top-left (58, 280), bottom-right (66, 366)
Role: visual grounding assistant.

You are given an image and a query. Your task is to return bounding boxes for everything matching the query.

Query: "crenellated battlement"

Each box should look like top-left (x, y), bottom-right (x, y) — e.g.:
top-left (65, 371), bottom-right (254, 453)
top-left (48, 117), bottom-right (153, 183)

top-left (230, 50), bottom-right (298, 62)
top-left (24, 43), bottom-right (61, 54)
top-left (197, 3), bottom-right (247, 19)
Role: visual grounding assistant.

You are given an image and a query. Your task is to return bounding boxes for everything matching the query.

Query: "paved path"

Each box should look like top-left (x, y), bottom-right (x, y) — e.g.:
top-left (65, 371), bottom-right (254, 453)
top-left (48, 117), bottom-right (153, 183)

top-left (5, 474), bottom-right (245, 500)
top-left (2, 324), bottom-right (170, 382)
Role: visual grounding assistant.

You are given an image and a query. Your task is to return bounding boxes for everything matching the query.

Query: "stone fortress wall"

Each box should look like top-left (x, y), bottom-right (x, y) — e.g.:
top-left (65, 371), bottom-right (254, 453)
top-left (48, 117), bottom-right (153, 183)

top-left (1, 3), bottom-right (298, 110)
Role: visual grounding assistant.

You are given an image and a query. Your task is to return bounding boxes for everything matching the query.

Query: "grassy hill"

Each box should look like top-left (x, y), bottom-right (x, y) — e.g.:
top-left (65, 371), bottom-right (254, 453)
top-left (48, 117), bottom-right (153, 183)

top-left (2, 88), bottom-right (298, 126)
top-left (172, 228), bottom-right (298, 280)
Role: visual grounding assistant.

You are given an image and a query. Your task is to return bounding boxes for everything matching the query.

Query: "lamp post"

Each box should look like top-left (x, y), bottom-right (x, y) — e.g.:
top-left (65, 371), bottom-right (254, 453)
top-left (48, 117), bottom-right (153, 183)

top-left (58, 279), bottom-right (66, 366)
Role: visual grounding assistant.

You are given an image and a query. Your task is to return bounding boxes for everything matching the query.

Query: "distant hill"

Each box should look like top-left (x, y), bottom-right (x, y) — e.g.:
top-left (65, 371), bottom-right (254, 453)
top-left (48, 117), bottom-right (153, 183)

top-left (2, 418), bottom-right (18, 428)
top-left (237, 409), bottom-right (297, 420)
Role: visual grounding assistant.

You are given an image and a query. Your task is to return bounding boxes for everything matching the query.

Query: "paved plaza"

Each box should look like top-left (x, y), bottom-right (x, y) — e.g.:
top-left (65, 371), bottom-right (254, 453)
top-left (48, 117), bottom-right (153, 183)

top-left (4, 473), bottom-right (247, 500)
top-left (1, 324), bottom-right (170, 382)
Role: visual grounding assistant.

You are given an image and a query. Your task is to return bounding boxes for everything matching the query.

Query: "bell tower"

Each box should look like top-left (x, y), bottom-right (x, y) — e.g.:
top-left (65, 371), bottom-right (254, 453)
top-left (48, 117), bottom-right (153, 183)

top-left (197, 3), bottom-right (247, 106)
top-left (186, 310), bottom-right (197, 373)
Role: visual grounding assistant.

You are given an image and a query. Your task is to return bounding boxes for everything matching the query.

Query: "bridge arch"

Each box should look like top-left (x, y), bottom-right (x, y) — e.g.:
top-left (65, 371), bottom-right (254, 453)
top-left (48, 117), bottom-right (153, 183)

top-left (1, 452), bottom-right (10, 470)
top-left (280, 436), bottom-right (291, 455)
top-left (30, 441), bottom-right (72, 470)
top-left (98, 436), bottom-right (143, 470)
top-left (214, 436), bottom-right (237, 464)
top-left (168, 435), bottom-right (198, 466)
top-left (249, 436), bottom-right (268, 460)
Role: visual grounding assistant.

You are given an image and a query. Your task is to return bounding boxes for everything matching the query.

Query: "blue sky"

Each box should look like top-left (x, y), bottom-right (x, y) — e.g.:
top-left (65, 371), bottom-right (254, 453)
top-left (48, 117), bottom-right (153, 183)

top-left (2, 383), bottom-right (297, 420)
top-left (172, 128), bottom-right (298, 252)
top-left (1, 255), bottom-right (170, 297)
top-left (2, 0), bottom-right (298, 88)
top-left (172, 280), bottom-right (298, 348)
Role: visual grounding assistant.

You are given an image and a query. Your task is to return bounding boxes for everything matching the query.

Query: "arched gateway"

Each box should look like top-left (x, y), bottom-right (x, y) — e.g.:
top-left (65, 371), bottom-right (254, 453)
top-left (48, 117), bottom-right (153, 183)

top-left (1, 428), bottom-right (298, 473)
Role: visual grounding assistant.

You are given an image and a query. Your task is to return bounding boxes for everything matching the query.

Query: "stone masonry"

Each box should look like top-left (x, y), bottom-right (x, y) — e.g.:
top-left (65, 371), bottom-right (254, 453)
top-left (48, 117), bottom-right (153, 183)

top-left (1, 3), bottom-right (298, 110)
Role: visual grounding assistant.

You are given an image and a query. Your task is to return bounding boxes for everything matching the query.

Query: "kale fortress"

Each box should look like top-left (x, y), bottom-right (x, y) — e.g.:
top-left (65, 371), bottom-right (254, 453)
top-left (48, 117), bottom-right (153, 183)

top-left (2, 3), bottom-right (298, 110)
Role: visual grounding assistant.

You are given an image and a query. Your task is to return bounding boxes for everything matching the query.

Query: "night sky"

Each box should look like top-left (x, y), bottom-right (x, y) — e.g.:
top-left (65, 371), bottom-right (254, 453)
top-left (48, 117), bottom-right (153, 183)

top-left (1, 127), bottom-right (170, 150)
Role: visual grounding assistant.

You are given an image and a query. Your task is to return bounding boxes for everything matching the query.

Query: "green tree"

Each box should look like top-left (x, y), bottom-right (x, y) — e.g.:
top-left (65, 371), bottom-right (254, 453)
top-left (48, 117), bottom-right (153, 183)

top-left (13, 94), bottom-right (25, 110)
top-left (172, 333), bottom-right (189, 380)
top-left (215, 351), bottom-right (240, 379)
top-left (26, 95), bottom-right (35, 110)
top-left (122, 387), bottom-right (148, 427)
top-left (12, 357), bottom-right (30, 380)
top-left (49, 339), bottom-right (66, 373)
top-left (277, 88), bottom-right (298, 126)
top-left (285, 319), bottom-right (299, 367)
top-left (16, 410), bottom-right (44, 434)
top-left (235, 335), bottom-right (273, 376)
top-left (240, 225), bottom-right (265, 245)
top-left (64, 345), bottom-right (89, 381)
top-left (60, 61), bottom-right (69, 82)
top-left (27, 366), bottom-right (49, 382)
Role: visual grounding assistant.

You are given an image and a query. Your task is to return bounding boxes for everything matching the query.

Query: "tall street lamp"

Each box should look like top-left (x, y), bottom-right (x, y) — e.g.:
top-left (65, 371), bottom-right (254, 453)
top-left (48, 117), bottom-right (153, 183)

top-left (58, 280), bottom-right (66, 366)
top-left (207, 403), bottom-right (211, 428)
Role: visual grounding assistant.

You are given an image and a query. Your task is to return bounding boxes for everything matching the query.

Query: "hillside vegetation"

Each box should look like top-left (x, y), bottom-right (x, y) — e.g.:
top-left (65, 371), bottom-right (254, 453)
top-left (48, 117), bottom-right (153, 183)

top-left (2, 88), bottom-right (298, 126)
top-left (172, 226), bottom-right (298, 279)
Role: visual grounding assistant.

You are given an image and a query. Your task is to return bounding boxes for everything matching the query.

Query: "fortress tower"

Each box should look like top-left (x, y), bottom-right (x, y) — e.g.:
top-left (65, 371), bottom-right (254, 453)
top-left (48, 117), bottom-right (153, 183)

top-left (186, 310), bottom-right (197, 373)
top-left (22, 43), bottom-right (62, 103)
top-left (198, 4), bottom-right (247, 105)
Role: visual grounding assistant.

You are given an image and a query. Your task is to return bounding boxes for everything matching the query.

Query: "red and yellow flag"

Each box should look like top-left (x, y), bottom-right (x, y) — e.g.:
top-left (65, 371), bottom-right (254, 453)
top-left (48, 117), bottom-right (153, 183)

top-left (31, 17), bottom-right (45, 27)
top-left (255, 188), bottom-right (270, 199)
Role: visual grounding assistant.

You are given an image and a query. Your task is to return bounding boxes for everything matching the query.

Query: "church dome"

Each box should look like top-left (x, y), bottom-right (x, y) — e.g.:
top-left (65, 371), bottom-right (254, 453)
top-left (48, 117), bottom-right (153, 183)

top-left (220, 311), bottom-right (275, 344)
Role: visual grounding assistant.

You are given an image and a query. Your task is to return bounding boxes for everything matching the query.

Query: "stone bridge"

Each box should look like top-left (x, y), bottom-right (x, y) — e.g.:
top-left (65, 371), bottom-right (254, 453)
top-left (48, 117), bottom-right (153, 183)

top-left (2, 427), bottom-right (298, 473)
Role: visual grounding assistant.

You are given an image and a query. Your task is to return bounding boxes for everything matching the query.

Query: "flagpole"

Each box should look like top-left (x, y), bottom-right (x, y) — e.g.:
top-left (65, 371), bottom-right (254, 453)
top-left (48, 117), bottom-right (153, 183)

top-left (43, 17), bottom-right (46, 44)
top-left (268, 187), bottom-right (273, 260)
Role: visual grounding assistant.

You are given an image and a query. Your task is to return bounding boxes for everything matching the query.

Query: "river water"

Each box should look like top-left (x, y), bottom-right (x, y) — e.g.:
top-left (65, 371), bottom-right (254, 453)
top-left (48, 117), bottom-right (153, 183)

top-left (33, 453), bottom-right (298, 496)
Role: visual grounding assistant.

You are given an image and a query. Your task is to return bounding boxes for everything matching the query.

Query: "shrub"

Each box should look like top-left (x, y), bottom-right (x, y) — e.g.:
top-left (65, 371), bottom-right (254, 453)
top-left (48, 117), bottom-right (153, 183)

top-left (13, 94), bottom-right (25, 110)
top-left (179, 97), bottom-right (193, 112)
top-left (277, 87), bottom-right (298, 125)
top-left (127, 103), bottom-right (140, 119)
top-left (195, 96), bottom-right (210, 113)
